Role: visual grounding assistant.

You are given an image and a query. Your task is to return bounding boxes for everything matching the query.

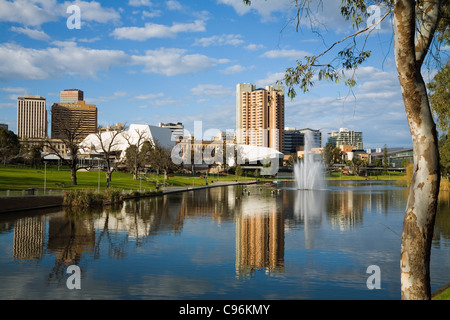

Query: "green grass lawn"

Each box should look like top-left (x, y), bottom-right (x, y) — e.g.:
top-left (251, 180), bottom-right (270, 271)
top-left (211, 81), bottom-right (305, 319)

top-left (433, 285), bottom-right (450, 300)
top-left (326, 171), bottom-right (405, 181)
top-left (0, 165), bottom-right (407, 193)
top-left (0, 165), bottom-right (252, 193)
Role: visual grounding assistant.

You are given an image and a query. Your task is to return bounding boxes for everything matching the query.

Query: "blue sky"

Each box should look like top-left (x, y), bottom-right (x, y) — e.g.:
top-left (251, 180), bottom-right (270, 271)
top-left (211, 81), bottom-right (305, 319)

top-left (0, 0), bottom-right (447, 148)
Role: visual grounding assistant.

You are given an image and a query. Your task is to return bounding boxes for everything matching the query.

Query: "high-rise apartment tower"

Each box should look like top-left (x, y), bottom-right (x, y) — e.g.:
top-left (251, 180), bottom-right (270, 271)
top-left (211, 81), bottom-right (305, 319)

top-left (17, 95), bottom-right (47, 139)
top-left (328, 128), bottom-right (363, 150)
top-left (236, 84), bottom-right (285, 152)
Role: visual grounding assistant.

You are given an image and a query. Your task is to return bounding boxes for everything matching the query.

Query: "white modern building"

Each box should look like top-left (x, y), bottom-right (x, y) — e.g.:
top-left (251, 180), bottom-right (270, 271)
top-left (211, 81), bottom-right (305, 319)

top-left (79, 124), bottom-right (175, 161)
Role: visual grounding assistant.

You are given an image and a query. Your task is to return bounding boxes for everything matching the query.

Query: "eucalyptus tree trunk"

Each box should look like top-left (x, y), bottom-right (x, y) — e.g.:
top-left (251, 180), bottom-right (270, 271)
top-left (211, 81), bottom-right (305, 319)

top-left (393, 0), bottom-right (441, 300)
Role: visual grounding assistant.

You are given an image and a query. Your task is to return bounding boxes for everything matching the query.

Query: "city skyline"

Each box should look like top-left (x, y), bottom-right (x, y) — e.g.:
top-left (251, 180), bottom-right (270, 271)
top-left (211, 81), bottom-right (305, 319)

top-left (1, 0), bottom-right (445, 149)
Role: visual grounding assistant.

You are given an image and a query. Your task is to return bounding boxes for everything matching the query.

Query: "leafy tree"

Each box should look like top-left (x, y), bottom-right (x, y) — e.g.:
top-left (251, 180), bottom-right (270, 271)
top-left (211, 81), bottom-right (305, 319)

top-left (243, 0), bottom-right (447, 300)
top-left (286, 153), bottom-right (299, 167)
top-left (438, 134), bottom-right (450, 178)
top-left (324, 143), bottom-right (344, 166)
top-left (427, 63), bottom-right (449, 134)
top-left (45, 111), bottom-right (88, 185)
top-left (351, 156), bottom-right (364, 175)
top-left (235, 165), bottom-right (243, 179)
top-left (93, 127), bottom-right (126, 185)
top-left (427, 63), bottom-right (450, 178)
top-left (125, 144), bottom-right (143, 180)
top-left (383, 145), bottom-right (389, 174)
top-left (0, 128), bottom-right (20, 166)
top-left (123, 128), bottom-right (148, 180)
top-left (25, 144), bottom-right (43, 168)
top-left (144, 141), bottom-right (179, 183)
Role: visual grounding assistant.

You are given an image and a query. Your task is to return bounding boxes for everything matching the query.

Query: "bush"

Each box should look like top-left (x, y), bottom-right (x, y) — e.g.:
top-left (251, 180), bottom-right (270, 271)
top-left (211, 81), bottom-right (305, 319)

top-left (64, 189), bottom-right (103, 208)
top-left (103, 188), bottom-right (123, 204)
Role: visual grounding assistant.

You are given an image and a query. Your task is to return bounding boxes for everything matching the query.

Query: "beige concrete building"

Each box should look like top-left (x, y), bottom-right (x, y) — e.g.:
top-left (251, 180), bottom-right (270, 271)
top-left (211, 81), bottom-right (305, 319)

top-left (51, 100), bottom-right (97, 140)
top-left (236, 84), bottom-right (285, 153)
top-left (17, 95), bottom-right (47, 139)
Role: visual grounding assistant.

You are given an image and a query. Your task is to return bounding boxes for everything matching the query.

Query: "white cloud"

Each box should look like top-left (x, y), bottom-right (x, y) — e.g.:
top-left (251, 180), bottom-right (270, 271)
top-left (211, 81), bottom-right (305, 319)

top-left (66, 0), bottom-right (120, 24)
top-left (194, 34), bottom-right (244, 47)
top-left (142, 10), bottom-right (162, 18)
top-left (256, 72), bottom-right (285, 87)
top-left (78, 37), bottom-right (101, 43)
top-left (166, 0), bottom-right (183, 11)
top-left (0, 43), bottom-right (231, 80)
top-left (217, 0), bottom-right (293, 19)
top-left (0, 43), bottom-right (128, 81)
top-left (89, 91), bottom-right (128, 104)
top-left (10, 26), bottom-right (51, 41)
top-left (220, 64), bottom-right (253, 74)
top-left (191, 84), bottom-right (234, 97)
top-left (282, 66), bottom-right (410, 148)
top-left (0, 0), bottom-right (120, 26)
top-left (218, 0), bottom-right (361, 33)
top-left (261, 49), bottom-right (310, 60)
top-left (128, 0), bottom-right (153, 7)
top-left (0, 0), bottom-right (57, 26)
top-left (245, 43), bottom-right (265, 51)
top-left (134, 93), bottom-right (165, 100)
top-left (1, 87), bottom-right (28, 94)
top-left (131, 48), bottom-right (229, 76)
top-left (111, 20), bottom-right (206, 41)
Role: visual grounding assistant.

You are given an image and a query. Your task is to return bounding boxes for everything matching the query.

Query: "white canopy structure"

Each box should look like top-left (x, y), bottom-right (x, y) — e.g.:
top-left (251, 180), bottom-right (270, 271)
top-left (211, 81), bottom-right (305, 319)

top-left (79, 124), bottom-right (175, 160)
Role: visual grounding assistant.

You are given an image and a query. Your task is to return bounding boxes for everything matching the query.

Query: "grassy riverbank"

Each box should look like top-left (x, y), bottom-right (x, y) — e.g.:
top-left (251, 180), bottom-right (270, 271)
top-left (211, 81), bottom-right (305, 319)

top-left (433, 284), bottom-right (450, 300)
top-left (4, 164), bottom-right (446, 193)
top-left (0, 165), bottom-right (252, 192)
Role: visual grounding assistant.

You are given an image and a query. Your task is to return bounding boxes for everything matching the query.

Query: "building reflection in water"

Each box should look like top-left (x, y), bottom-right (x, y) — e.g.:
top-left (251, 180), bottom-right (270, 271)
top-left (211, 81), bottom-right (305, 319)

top-left (235, 194), bottom-right (285, 278)
top-left (13, 216), bottom-right (45, 260)
top-left (10, 182), bottom-right (448, 287)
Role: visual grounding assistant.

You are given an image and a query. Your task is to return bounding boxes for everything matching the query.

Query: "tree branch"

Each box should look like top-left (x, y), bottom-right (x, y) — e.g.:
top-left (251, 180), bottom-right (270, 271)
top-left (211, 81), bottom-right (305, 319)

top-left (415, 0), bottom-right (442, 66)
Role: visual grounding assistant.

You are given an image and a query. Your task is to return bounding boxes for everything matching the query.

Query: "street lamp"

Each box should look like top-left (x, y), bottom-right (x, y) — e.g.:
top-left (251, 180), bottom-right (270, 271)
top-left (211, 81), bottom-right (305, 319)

top-left (98, 158), bottom-right (100, 193)
top-left (44, 161), bottom-right (47, 194)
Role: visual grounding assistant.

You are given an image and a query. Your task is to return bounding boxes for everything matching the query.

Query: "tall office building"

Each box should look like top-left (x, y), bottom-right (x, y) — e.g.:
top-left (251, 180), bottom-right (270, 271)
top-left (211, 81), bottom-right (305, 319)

top-left (17, 95), bottom-right (47, 139)
top-left (236, 84), bottom-right (285, 152)
top-left (328, 128), bottom-right (363, 150)
top-left (60, 89), bottom-right (84, 104)
top-left (51, 98), bottom-right (97, 140)
top-left (284, 128), bottom-right (322, 155)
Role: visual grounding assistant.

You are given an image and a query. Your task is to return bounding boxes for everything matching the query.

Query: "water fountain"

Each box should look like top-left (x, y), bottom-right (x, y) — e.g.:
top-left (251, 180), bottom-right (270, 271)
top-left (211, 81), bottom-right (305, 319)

top-left (293, 131), bottom-right (325, 190)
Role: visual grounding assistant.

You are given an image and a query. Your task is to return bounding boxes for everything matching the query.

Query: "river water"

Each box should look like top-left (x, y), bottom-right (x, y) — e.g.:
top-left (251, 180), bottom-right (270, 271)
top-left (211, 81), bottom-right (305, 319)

top-left (0, 181), bottom-right (448, 300)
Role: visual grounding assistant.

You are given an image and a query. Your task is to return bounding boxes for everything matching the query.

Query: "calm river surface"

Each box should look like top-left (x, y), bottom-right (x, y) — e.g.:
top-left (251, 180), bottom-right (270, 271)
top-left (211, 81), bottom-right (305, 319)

top-left (0, 181), bottom-right (449, 300)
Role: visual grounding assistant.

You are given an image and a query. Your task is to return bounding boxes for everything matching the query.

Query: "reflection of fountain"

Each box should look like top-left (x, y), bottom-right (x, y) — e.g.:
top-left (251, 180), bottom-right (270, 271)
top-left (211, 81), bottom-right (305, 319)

top-left (294, 189), bottom-right (325, 249)
top-left (294, 131), bottom-right (324, 190)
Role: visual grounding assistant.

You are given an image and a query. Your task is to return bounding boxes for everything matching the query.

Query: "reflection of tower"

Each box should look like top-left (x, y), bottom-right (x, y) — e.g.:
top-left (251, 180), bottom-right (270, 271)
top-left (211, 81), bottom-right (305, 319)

top-left (13, 216), bottom-right (45, 260)
top-left (236, 206), bottom-right (285, 277)
top-left (328, 190), bottom-right (364, 230)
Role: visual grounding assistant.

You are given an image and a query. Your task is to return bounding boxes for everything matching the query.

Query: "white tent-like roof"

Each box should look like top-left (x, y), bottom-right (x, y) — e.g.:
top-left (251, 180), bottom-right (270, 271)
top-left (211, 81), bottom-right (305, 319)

top-left (80, 124), bottom-right (175, 159)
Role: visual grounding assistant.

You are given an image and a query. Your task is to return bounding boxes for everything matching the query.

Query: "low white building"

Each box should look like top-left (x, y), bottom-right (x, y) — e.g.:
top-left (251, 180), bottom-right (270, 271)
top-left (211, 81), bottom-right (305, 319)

top-left (79, 124), bottom-right (175, 160)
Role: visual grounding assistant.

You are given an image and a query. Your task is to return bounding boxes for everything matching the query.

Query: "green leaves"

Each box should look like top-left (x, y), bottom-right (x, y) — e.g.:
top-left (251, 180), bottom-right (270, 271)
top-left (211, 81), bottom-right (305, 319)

top-left (427, 63), bottom-right (450, 134)
top-left (340, 0), bottom-right (368, 29)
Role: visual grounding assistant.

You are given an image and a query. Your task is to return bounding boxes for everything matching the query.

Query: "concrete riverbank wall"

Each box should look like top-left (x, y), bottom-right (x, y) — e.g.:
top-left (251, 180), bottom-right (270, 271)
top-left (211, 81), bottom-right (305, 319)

top-left (0, 195), bottom-right (64, 214)
top-left (0, 181), bottom-right (259, 214)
